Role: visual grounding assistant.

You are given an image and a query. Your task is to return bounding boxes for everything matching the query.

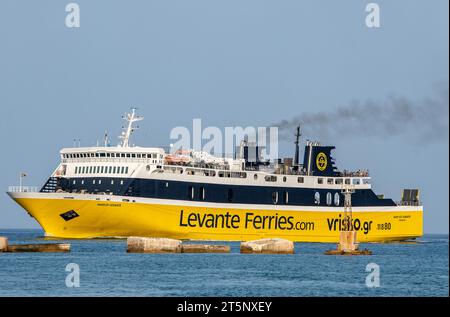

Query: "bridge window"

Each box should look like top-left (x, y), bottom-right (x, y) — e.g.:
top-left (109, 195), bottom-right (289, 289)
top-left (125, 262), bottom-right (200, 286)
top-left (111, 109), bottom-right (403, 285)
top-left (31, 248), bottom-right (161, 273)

top-left (352, 178), bottom-right (361, 185)
top-left (227, 188), bottom-right (233, 202)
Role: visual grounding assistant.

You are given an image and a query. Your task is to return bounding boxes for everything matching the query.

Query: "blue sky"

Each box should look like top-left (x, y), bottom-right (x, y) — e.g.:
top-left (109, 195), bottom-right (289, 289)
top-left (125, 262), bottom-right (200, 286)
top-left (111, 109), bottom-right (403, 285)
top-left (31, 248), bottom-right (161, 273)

top-left (0, 0), bottom-right (448, 233)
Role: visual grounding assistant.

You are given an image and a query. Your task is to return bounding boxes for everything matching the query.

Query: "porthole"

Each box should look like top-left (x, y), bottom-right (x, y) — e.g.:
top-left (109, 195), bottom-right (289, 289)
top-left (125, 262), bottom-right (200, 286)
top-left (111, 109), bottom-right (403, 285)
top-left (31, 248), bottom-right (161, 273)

top-left (254, 174), bottom-right (258, 180)
top-left (199, 187), bottom-right (205, 200)
top-left (283, 176), bottom-right (287, 182)
top-left (272, 191), bottom-right (279, 204)
top-left (188, 186), bottom-right (195, 200)
top-left (283, 191), bottom-right (289, 204)
top-left (326, 192), bottom-right (332, 206)
top-left (314, 192), bottom-right (320, 205)
top-left (227, 188), bottom-right (233, 202)
top-left (334, 193), bottom-right (340, 206)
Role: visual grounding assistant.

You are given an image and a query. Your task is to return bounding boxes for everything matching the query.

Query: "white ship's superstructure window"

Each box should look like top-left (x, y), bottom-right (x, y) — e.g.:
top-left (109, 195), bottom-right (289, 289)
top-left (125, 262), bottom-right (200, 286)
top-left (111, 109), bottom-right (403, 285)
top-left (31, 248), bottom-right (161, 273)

top-left (335, 179), bottom-right (343, 185)
top-left (265, 175), bottom-right (277, 182)
top-left (72, 165), bottom-right (131, 175)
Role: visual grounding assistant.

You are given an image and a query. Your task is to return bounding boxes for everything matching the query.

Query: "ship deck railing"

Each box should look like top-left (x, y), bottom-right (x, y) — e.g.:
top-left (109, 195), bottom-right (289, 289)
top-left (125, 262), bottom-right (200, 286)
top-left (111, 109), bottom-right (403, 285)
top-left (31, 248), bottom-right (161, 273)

top-left (396, 201), bottom-right (422, 206)
top-left (8, 186), bottom-right (39, 193)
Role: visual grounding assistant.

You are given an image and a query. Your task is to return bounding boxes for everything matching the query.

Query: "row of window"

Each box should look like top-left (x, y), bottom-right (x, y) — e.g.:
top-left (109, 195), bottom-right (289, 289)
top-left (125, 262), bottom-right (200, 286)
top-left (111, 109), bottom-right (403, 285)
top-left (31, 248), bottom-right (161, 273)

top-left (315, 192), bottom-right (340, 206)
top-left (64, 152), bottom-right (163, 159)
top-left (158, 166), bottom-right (368, 186)
top-left (72, 179), bottom-right (125, 186)
top-left (186, 186), bottom-right (340, 206)
top-left (299, 177), bottom-right (369, 185)
top-left (74, 166), bottom-right (129, 175)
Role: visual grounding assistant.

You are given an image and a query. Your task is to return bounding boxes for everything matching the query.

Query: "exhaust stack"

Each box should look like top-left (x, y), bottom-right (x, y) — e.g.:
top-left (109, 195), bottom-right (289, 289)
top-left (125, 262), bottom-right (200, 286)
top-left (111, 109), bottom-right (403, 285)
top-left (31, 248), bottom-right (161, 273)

top-left (294, 125), bottom-right (301, 168)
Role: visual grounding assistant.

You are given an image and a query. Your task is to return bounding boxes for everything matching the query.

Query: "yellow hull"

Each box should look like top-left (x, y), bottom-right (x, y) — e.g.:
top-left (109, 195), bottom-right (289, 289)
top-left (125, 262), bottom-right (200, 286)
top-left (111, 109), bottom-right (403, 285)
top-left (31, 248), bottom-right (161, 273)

top-left (12, 195), bottom-right (423, 242)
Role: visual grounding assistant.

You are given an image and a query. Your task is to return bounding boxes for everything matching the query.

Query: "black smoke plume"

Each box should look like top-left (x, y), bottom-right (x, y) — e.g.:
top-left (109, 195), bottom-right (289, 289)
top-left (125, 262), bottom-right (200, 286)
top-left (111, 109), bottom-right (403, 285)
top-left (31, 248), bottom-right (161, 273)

top-left (274, 82), bottom-right (449, 144)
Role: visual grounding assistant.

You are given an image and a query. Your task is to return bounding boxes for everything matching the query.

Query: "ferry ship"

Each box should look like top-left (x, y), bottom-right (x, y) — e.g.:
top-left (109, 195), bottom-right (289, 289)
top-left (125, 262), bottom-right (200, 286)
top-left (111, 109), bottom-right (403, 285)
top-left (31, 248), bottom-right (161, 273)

top-left (7, 109), bottom-right (423, 242)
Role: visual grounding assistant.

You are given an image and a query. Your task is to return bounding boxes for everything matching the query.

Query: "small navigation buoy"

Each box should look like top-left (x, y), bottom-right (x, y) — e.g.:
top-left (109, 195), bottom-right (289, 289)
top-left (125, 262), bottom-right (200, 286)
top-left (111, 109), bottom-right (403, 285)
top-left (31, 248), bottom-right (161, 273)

top-left (325, 185), bottom-right (372, 256)
top-left (240, 238), bottom-right (295, 254)
top-left (4, 243), bottom-right (70, 253)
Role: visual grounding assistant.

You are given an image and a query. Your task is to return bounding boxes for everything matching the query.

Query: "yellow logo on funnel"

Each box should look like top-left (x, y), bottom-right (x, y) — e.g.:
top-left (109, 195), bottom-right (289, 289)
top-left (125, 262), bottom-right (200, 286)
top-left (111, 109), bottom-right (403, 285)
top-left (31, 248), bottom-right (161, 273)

top-left (316, 152), bottom-right (327, 171)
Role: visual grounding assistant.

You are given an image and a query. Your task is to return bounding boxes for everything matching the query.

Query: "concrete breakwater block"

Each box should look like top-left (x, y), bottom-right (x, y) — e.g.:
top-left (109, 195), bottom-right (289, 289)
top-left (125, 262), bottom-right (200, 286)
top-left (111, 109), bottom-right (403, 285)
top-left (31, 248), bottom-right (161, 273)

top-left (5, 243), bottom-right (70, 253)
top-left (127, 237), bottom-right (182, 253)
top-left (240, 238), bottom-right (295, 254)
top-left (0, 237), bottom-right (8, 252)
top-left (181, 244), bottom-right (230, 253)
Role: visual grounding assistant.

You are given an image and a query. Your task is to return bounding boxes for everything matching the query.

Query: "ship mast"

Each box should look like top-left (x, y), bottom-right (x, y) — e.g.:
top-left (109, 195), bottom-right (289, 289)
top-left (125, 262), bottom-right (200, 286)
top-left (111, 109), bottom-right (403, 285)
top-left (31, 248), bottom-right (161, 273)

top-left (118, 108), bottom-right (143, 147)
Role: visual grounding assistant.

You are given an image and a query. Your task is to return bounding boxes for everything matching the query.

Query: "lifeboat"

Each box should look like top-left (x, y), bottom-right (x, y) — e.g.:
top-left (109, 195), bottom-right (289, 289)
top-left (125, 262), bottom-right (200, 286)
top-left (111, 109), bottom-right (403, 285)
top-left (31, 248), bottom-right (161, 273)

top-left (165, 150), bottom-right (192, 164)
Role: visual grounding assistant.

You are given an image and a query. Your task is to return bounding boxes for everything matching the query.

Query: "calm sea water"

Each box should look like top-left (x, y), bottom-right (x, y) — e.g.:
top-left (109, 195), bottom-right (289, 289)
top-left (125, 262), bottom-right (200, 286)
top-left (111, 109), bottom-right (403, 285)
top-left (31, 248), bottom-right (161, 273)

top-left (0, 229), bottom-right (448, 297)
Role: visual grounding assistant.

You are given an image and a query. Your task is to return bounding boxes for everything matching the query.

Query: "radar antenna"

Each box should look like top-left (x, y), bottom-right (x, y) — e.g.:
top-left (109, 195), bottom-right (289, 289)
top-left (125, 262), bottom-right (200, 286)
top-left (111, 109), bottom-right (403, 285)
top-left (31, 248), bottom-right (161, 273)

top-left (118, 108), bottom-right (143, 147)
